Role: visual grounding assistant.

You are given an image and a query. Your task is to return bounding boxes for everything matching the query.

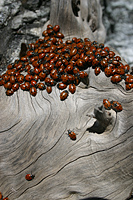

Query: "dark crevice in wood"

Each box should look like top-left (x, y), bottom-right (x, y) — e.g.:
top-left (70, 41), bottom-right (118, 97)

top-left (54, 135), bottom-right (132, 175)
top-left (71, 0), bottom-right (80, 17)
top-left (29, 95), bottom-right (37, 115)
top-left (0, 119), bottom-right (21, 133)
top-left (80, 197), bottom-right (109, 200)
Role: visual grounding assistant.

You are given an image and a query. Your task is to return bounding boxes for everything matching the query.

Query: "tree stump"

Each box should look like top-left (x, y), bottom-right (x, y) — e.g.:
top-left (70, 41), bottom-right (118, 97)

top-left (0, 1), bottom-right (132, 200)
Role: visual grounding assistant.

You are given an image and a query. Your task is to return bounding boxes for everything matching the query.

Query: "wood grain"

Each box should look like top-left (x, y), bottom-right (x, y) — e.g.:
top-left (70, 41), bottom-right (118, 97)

top-left (0, 0), bottom-right (132, 200)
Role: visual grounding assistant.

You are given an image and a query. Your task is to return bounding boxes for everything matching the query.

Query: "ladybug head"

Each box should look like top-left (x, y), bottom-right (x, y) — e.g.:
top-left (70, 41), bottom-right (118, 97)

top-left (67, 130), bottom-right (71, 135)
top-left (31, 174), bottom-right (35, 179)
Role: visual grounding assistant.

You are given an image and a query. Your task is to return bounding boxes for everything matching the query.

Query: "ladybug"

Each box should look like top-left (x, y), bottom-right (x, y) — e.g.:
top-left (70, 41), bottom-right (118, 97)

top-left (76, 59), bottom-right (84, 68)
top-left (103, 99), bottom-right (111, 110)
top-left (92, 58), bottom-right (99, 67)
top-left (50, 69), bottom-right (59, 80)
top-left (57, 82), bottom-right (67, 90)
top-left (72, 53), bottom-right (80, 61)
top-left (56, 32), bottom-right (64, 39)
top-left (0, 192), bottom-right (3, 199)
top-left (69, 84), bottom-right (76, 94)
top-left (125, 83), bottom-right (133, 90)
top-left (109, 51), bottom-right (115, 58)
top-left (20, 83), bottom-right (26, 91)
top-left (25, 82), bottom-right (30, 91)
top-left (6, 89), bottom-right (14, 96)
top-left (60, 90), bottom-right (69, 101)
top-left (78, 71), bottom-right (86, 79)
top-left (46, 86), bottom-right (52, 94)
top-left (67, 130), bottom-right (76, 140)
top-left (25, 174), bottom-right (35, 181)
top-left (70, 48), bottom-right (77, 57)
top-left (2, 197), bottom-right (8, 200)
top-left (34, 68), bottom-right (40, 75)
top-left (12, 83), bottom-right (20, 92)
top-left (94, 66), bottom-right (101, 76)
top-left (10, 75), bottom-right (16, 84)
top-left (61, 74), bottom-right (69, 84)
top-left (39, 72), bottom-right (47, 81)
top-left (125, 74), bottom-right (133, 84)
top-left (37, 82), bottom-right (46, 90)
top-left (116, 68), bottom-right (125, 75)
top-left (39, 53), bottom-right (45, 59)
top-left (111, 74), bottom-right (122, 83)
top-left (16, 74), bottom-right (24, 84)
top-left (4, 82), bottom-right (12, 90)
top-left (31, 80), bottom-right (37, 87)
top-left (124, 64), bottom-right (130, 73)
top-left (49, 79), bottom-right (56, 86)
top-left (65, 64), bottom-right (73, 73)
top-left (53, 25), bottom-right (60, 32)
top-left (30, 87), bottom-right (37, 97)
top-left (100, 50), bottom-right (108, 57)
top-left (111, 101), bottom-right (123, 112)
top-left (104, 66), bottom-right (112, 77)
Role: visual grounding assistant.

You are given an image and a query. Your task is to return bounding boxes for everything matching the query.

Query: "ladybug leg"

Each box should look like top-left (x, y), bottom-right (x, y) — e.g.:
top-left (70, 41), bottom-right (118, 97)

top-left (86, 114), bottom-right (96, 119)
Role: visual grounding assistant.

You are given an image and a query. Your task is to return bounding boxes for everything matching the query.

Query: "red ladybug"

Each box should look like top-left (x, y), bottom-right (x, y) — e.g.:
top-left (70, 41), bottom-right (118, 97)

top-left (2, 197), bottom-right (8, 200)
top-left (111, 74), bottom-right (122, 83)
top-left (124, 64), bottom-right (130, 73)
top-left (53, 25), bottom-right (60, 32)
top-left (12, 83), bottom-right (20, 92)
top-left (109, 51), bottom-right (115, 58)
top-left (46, 86), bottom-right (52, 94)
top-left (39, 72), bottom-right (47, 81)
top-left (57, 82), bottom-right (67, 90)
top-left (125, 83), bottom-right (133, 90)
top-left (111, 101), bottom-right (123, 112)
top-left (30, 87), bottom-right (37, 97)
top-left (6, 89), bottom-right (14, 96)
top-left (94, 66), bottom-right (101, 76)
top-left (103, 99), bottom-right (111, 110)
top-left (104, 66), bottom-right (112, 77)
top-left (70, 48), bottom-right (77, 57)
top-left (0, 192), bottom-right (3, 199)
top-left (16, 74), bottom-right (24, 84)
top-left (60, 90), bottom-right (69, 101)
top-left (56, 32), bottom-right (64, 39)
top-left (67, 130), bottom-right (76, 140)
top-left (20, 83), bottom-right (26, 91)
top-left (116, 68), bottom-right (125, 75)
top-left (10, 75), bottom-right (16, 84)
top-left (37, 82), bottom-right (46, 90)
top-left (4, 82), bottom-right (12, 90)
top-left (31, 80), bottom-right (37, 87)
top-left (61, 74), bottom-right (69, 84)
top-left (100, 58), bottom-right (108, 68)
top-left (69, 84), bottom-right (76, 94)
top-left (65, 64), bottom-right (73, 73)
top-left (25, 174), bottom-right (35, 181)
top-left (92, 58), bottom-right (99, 67)
top-left (125, 74), bottom-right (133, 84)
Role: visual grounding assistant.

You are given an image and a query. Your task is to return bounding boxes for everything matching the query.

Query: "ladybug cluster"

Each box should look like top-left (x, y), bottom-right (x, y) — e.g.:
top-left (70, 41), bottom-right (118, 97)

top-left (0, 192), bottom-right (8, 200)
top-left (0, 24), bottom-right (132, 101)
top-left (103, 99), bottom-right (123, 112)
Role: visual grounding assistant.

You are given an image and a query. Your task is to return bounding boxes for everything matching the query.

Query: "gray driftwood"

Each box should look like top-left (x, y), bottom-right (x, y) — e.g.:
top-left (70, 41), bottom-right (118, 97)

top-left (0, 0), bottom-right (133, 200)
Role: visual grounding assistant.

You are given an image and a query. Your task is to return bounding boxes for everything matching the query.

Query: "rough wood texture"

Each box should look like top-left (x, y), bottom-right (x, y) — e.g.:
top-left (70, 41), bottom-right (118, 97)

top-left (42, 0), bottom-right (106, 43)
top-left (0, 1), bottom-right (133, 200)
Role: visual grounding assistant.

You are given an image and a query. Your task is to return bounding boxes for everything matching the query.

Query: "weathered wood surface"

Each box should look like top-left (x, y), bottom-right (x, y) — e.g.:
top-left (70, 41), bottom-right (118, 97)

top-left (0, 0), bottom-right (133, 200)
top-left (42, 0), bottom-right (106, 43)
